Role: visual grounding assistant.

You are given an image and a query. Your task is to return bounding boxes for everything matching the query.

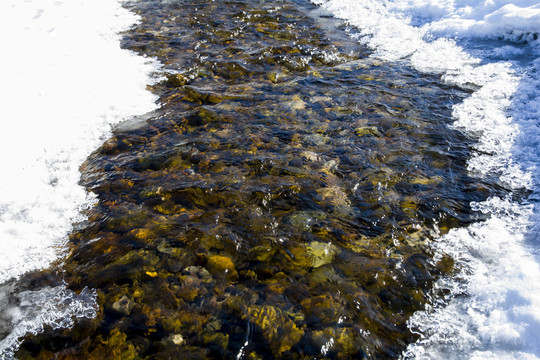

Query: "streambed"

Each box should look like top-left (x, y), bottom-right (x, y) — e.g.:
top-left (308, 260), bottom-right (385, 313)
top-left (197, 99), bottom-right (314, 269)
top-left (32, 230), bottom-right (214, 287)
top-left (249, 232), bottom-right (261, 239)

top-left (14, 0), bottom-right (508, 358)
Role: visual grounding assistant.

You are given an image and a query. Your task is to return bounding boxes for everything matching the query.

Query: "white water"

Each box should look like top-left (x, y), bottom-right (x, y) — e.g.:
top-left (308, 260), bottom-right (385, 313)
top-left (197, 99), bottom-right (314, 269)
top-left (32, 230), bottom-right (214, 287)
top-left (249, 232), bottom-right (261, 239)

top-left (0, 0), bottom-right (157, 357)
top-left (312, 0), bottom-right (540, 358)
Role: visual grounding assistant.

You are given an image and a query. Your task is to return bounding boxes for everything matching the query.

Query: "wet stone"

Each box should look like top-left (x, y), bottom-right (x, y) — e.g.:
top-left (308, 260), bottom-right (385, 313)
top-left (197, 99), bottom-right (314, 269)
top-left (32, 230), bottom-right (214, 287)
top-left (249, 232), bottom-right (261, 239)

top-left (246, 305), bottom-right (305, 356)
top-left (126, 228), bottom-right (157, 243)
top-left (165, 333), bottom-right (184, 346)
top-left (181, 266), bottom-right (214, 284)
top-left (112, 295), bottom-right (135, 316)
top-left (205, 255), bottom-right (238, 281)
top-left (306, 241), bottom-right (338, 268)
top-left (355, 126), bottom-right (382, 137)
top-left (317, 186), bottom-right (350, 207)
top-left (312, 327), bottom-right (362, 356)
top-left (249, 243), bottom-right (276, 262)
top-left (287, 211), bottom-right (327, 232)
top-left (304, 133), bottom-right (329, 146)
top-left (267, 70), bottom-right (288, 83)
top-left (187, 107), bottom-right (223, 126)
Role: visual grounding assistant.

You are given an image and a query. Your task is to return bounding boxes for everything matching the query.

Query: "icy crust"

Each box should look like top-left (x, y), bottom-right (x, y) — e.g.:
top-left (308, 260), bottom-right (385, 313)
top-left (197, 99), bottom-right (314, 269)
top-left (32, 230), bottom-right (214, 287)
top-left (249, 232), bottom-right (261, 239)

top-left (403, 63), bottom-right (540, 358)
top-left (312, 0), bottom-right (425, 61)
top-left (0, 0), bottom-right (158, 284)
top-left (404, 198), bottom-right (540, 360)
top-left (446, 62), bottom-right (528, 187)
top-left (511, 58), bottom-right (540, 237)
top-left (0, 0), bottom-right (157, 356)
top-left (407, 60), bottom-right (540, 360)
top-left (407, 31), bottom-right (540, 360)
top-left (313, 0), bottom-right (540, 56)
top-left (312, 0), bottom-right (540, 358)
top-left (0, 285), bottom-right (97, 360)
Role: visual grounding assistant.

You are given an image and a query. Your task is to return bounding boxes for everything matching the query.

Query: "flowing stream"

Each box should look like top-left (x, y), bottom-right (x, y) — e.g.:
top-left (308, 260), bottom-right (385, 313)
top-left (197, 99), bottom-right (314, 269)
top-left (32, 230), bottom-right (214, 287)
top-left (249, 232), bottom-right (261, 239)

top-left (0, 0), bottom-right (538, 359)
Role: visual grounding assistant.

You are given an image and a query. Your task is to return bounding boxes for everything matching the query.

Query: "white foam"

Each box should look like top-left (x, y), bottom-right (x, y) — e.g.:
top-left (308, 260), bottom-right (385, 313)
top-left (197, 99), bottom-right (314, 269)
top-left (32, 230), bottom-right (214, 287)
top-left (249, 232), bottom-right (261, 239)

top-left (0, 285), bottom-right (98, 359)
top-left (312, 0), bottom-right (540, 358)
top-left (404, 198), bottom-right (540, 359)
top-left (0, 0), bottom-right (158, 284)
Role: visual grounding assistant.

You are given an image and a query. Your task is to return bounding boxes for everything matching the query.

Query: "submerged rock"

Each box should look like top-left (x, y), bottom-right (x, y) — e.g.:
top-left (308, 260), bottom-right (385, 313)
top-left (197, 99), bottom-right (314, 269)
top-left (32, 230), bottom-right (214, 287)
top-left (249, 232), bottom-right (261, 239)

top-left (286, 211), bottom-right (327, 232)
top-left (304, 133), bottom-right (328, 146)
top-left (317, 185), bottom-right (350, 207)
top-left (267, 70), bottom-right (289, 83)
top-left (249, 243), bottom-right (276, 262)
top-left (165, 333), bottom-right (184, 346)
top-left (355, 126), bottom-right (382, 137)
top-left (126, 228), bottom-right (157, 243)
top-left (112, 295), bottom-right (135, 316)
top-left (246, 305), bottom-right (304, 356)
top-left (181, 265), bottom-right (214, 284)
top-left (312, 327), bottom-right (361, 356)
top-left (306, 241), bottom-right (338, 268)
top-left (206, 255), bottom-right (238, 281)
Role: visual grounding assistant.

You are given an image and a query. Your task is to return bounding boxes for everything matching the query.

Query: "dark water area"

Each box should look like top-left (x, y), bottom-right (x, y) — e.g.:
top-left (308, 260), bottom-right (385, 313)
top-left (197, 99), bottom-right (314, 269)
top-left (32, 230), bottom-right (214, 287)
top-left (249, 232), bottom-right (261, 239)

top-left (15, 0), bottom-right (507, 359)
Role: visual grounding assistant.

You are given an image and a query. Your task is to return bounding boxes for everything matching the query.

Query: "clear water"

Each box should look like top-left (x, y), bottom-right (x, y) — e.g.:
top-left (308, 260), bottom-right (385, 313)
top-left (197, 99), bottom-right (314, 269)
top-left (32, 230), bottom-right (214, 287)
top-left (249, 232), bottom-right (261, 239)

top-left (1, 0), bottom-right (539, 359)
top-left (310, 0), bottom-right (540, 358)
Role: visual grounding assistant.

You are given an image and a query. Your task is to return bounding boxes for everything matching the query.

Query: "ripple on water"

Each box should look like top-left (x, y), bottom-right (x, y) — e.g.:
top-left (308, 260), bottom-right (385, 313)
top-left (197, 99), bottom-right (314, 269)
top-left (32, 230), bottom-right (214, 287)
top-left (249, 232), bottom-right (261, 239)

top-left (14, 0), bottom-right (509, 358)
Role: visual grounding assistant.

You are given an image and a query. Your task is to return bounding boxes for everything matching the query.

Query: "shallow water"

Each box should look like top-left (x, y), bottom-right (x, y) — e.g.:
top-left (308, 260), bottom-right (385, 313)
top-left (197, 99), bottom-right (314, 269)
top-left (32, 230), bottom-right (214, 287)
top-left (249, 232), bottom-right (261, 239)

top-left (307, 1), bottom-right (540, 358)
top-left (9, 0), bottom-right (512, 358)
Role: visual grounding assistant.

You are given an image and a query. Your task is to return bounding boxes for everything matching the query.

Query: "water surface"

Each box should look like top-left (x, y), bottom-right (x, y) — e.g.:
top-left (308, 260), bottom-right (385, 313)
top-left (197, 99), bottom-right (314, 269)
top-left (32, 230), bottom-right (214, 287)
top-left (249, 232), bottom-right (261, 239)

top-left (13, 0), bottom-right (508, 358)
